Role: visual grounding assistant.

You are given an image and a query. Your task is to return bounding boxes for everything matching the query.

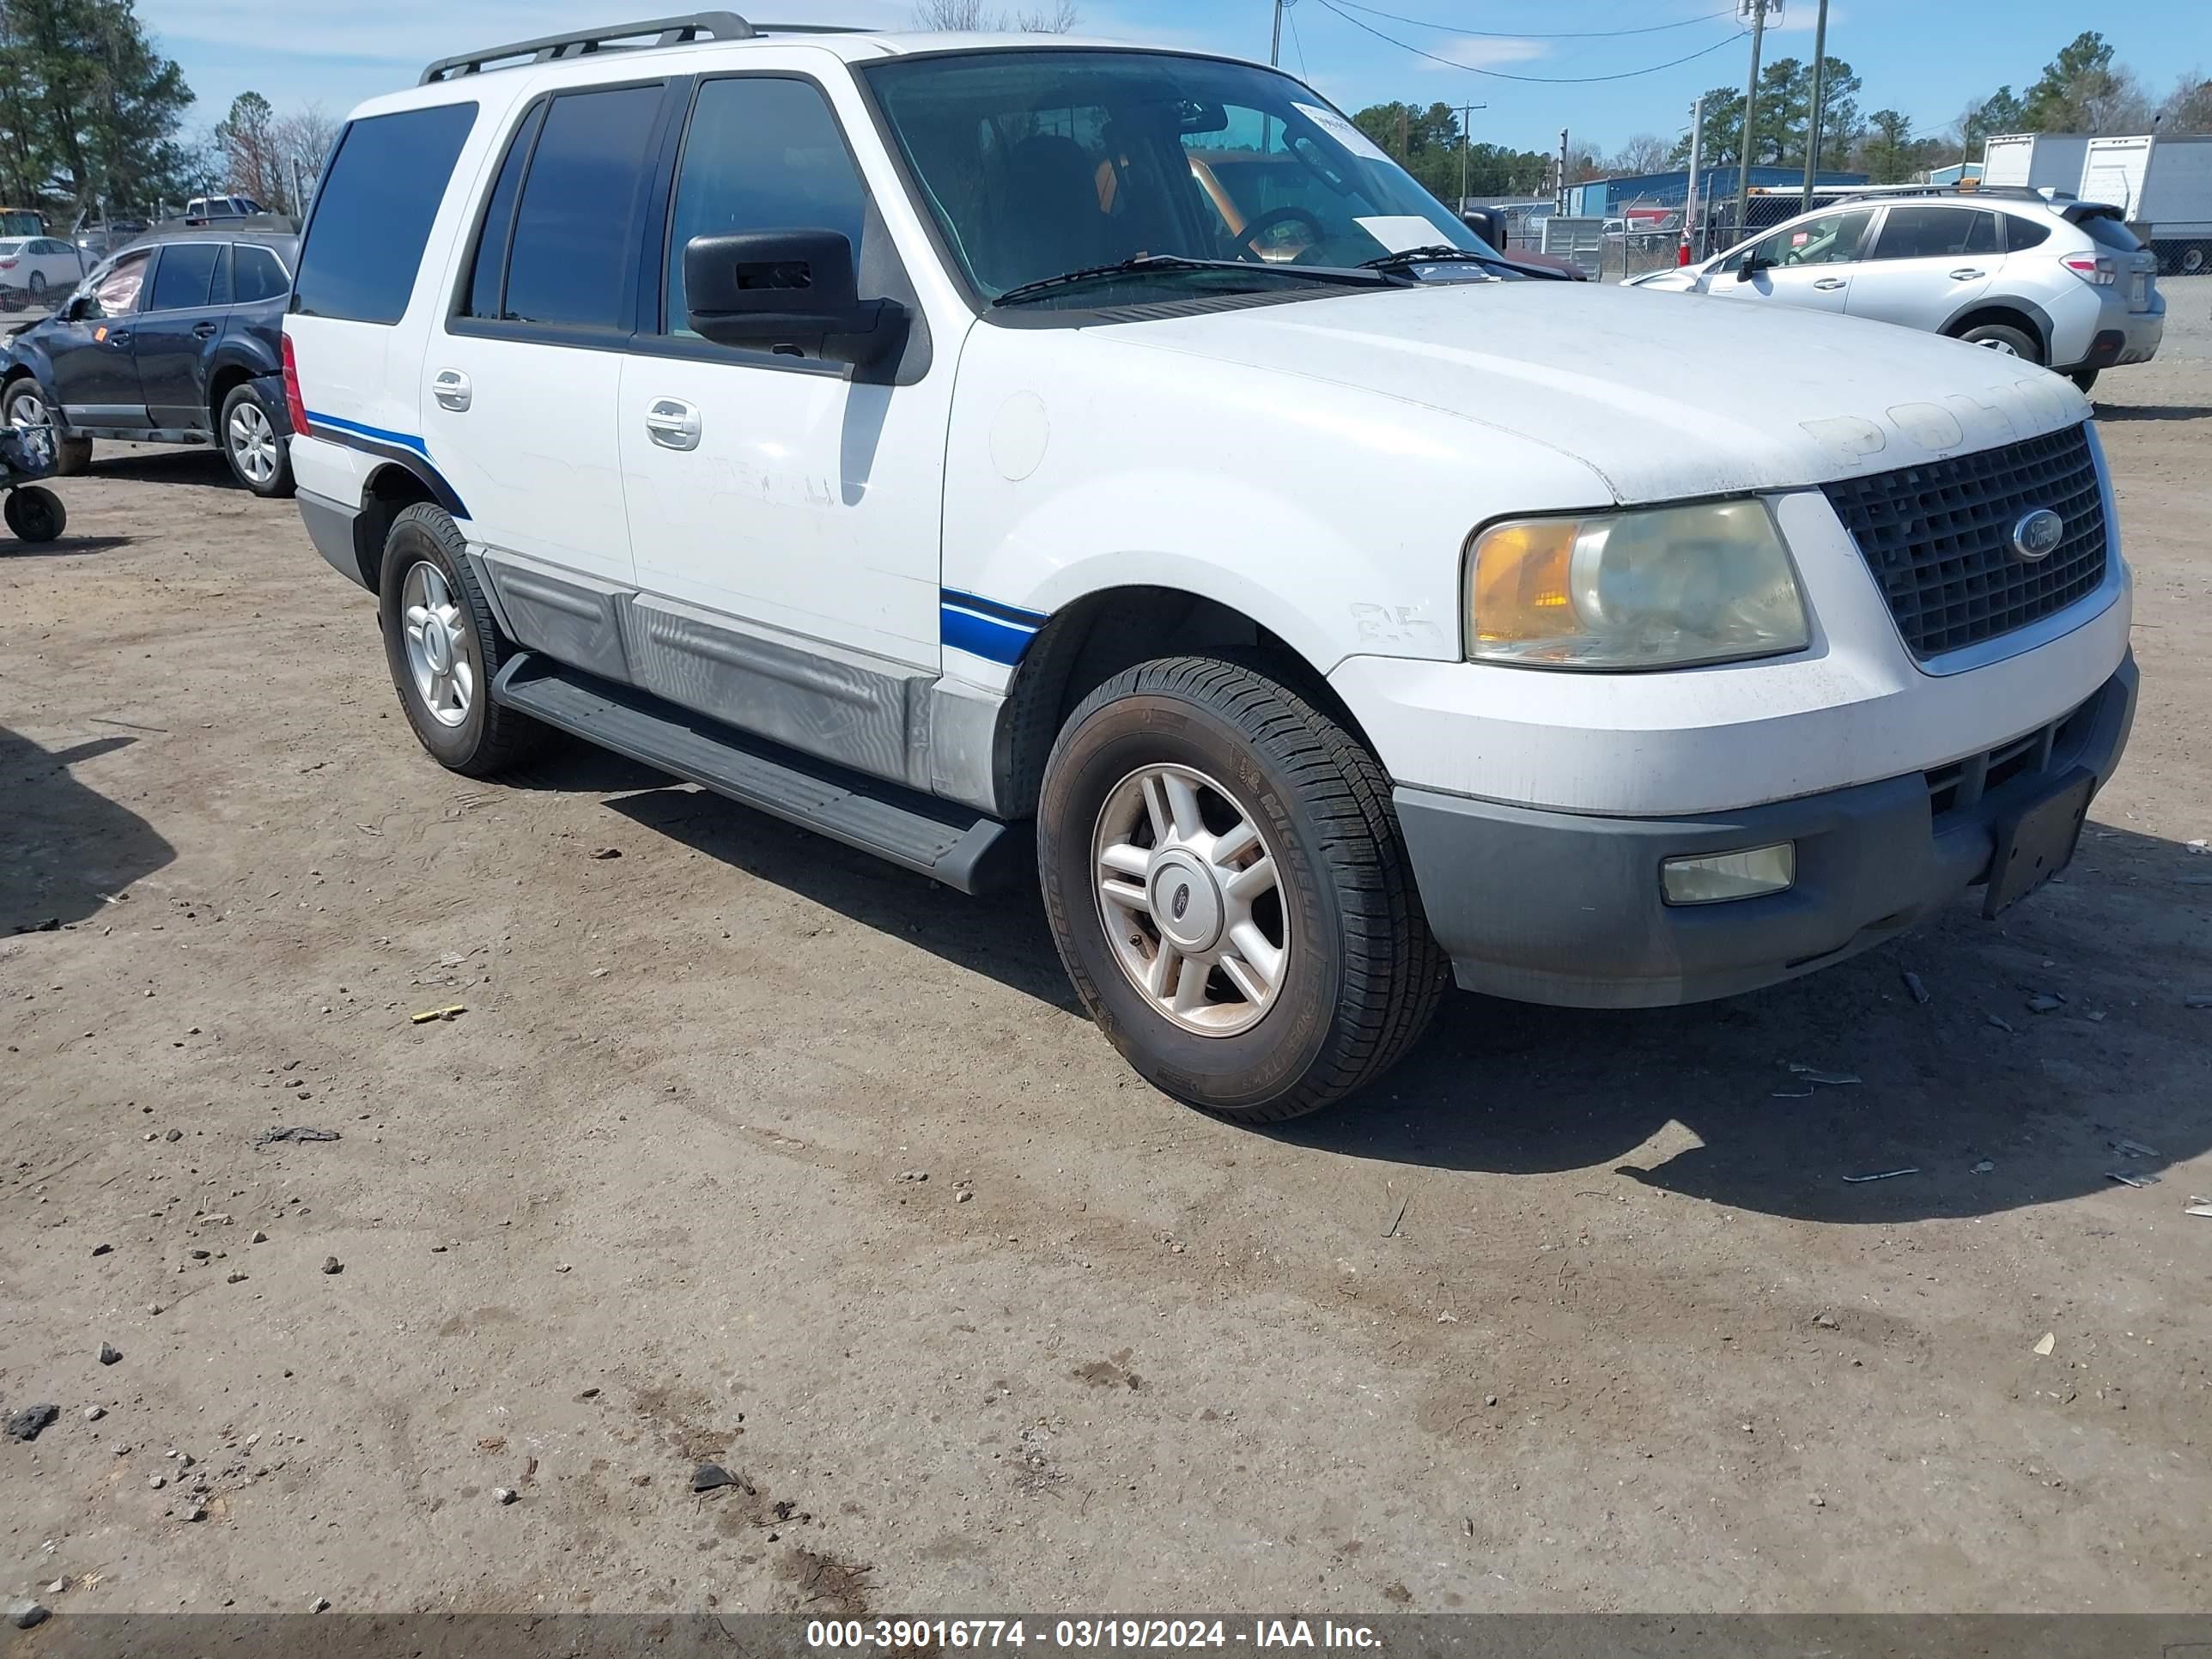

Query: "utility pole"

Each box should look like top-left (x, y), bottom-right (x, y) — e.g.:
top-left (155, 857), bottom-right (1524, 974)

top-left (1269, 0), bottom-right (1285, 66)
top-left (1556, 127), bottom-right (1570, 215)
top-left (1455, 102), bottom-right (1486, 215)
top-left (1732, 0), bottom-right (1772, 249)
top-left (1799, 0), bottom-right (1829, 210)
top-left (1685, 94), bottom-right (1705, 257)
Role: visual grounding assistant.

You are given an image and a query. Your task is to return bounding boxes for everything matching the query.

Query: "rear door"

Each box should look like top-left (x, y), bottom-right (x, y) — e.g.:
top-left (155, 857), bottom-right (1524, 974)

top-left (132, 240), bottom-right (229, 428)
top-left (1844, 204), bottom-right (2000, 332)
top-left (421, 82), bottom-right (670, 586)
top-left (47, 246), bottom-right (151, 422)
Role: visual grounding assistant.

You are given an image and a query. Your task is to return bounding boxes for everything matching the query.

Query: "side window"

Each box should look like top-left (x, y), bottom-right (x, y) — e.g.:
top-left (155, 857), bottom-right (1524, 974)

top-left (498, 84), bottom-right (665, 330)
top-left (88, 248), bottom-right (151, 317)
top-left (1765, 210), bottom-right (1869, 267)
top-left (232, 245), bottom-right (289, 303)
top-left (662, 76), bottom-right (872, 337)
top-left (293, 100), bottom-right (477, 325)
top-left (206, 244), bottom-right (234, 307)
top-left (1871, 205), bottom-right (1990, 261)
top-left (2005, 216), bottom-right (2051, 252)
top-left (147, 242), bottom-right (222, 311)
top-left (462, 101), bottom-right (546, 320)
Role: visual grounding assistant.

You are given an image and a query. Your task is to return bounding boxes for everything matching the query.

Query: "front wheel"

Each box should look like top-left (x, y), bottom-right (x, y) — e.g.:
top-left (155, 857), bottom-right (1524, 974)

top-left (219, 382), bottom-right (293, 497)
top-left (1037, 655), bottom-right (1447, 1123)
top-left (3, 378), bottom-right (91, 476)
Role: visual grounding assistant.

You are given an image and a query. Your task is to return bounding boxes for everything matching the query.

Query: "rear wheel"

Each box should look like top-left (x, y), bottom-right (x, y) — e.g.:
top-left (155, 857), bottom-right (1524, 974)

top-left (2069, 368), bottom-right (2100, 395)
top-left (3, 378), bottom-right (90, 476)
top-left (218, 382), bottom-right (293, 497)
top-left (1037, 654), bottom-right (1447, 1123)
top-left (2182, 244), bottom-right (2206, 276)
top-left (1958, 322), bottom-right (2042, 363)
top-left (378, 503), bottom-right (548, 776)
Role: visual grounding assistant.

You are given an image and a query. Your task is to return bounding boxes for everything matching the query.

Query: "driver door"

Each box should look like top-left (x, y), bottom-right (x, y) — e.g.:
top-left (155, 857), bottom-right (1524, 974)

top-left (1705, 209), bottom-right (1871, 316)
top-left (46, 246), bottom-right (152, 424)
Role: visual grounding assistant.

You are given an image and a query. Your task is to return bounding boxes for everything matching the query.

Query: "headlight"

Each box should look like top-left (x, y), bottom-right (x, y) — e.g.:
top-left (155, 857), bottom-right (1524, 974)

top-left (1468, 500), bottom-right (1808, 670)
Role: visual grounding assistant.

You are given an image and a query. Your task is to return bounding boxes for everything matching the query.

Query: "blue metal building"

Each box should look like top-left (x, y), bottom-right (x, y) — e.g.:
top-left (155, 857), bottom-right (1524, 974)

top-left (1566, 165), bottom-right (1869, 216)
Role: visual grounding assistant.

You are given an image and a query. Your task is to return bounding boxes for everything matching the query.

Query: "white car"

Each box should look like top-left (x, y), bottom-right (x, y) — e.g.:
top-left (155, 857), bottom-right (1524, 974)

top-left (1629, 191), bottom-right (2164, 392)
top-left (285, 16), bottom-right (2136, 1121)
top-left (0, 236), bottom-right (86, 303)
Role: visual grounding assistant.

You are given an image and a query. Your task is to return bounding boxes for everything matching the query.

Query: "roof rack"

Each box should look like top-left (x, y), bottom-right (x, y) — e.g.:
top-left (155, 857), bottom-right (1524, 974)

top-left (420, 11), bottom-right (864, 84)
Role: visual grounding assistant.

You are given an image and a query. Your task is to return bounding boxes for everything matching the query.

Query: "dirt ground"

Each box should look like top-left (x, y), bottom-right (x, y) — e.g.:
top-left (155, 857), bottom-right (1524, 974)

top-left (3, 300), bottom-right (2209, 1619)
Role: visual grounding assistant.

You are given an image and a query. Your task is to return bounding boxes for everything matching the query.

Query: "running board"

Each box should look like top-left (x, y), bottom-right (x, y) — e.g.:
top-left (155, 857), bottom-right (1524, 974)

top-left (490, 654), bottom-right (1024, 894)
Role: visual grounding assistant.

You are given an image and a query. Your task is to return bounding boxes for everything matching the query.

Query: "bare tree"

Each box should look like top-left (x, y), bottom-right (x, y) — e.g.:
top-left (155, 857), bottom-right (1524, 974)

top-left (912, 0), bottom-right (1078, 28)
top-left (1607, 133), bottom-right (1670, 177)
top-left (2160, 70), bottom-right (2212, 134)
top-left (270, 101), bottom-right (338, 207)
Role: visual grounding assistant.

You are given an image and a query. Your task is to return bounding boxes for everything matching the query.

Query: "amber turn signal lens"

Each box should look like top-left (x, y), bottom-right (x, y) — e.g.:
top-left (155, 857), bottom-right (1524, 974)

top-left (1470, 519), bottom-right (1578, 643)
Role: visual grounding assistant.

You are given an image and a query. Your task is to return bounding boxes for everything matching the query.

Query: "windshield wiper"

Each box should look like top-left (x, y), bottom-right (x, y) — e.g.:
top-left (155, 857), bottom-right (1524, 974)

top-left (1358, 245), bottom-right (1537, 279)
top-left (994, 253), bottom-right (1391, 307)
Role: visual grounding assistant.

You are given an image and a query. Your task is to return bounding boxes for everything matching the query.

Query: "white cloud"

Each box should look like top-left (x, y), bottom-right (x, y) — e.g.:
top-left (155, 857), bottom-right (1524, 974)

top-left (1418, 36), bottom-right (1550, 71)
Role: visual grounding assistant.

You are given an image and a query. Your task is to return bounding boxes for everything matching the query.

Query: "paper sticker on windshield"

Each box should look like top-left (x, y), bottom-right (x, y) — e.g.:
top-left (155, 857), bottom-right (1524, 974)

top-left (1293, 102), bottom-right (1392, 164)
top-left (1354, 215), bottom-right (1447, 255)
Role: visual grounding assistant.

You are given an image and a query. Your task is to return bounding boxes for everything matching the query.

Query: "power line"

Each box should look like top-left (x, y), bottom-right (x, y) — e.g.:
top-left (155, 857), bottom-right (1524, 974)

top-left (1287, 0), bottom-right (1311, 78)
top-left (1327, 0), bottom-right (1741, 41)
top-left (1311, 0), bottom-right (1749, 85)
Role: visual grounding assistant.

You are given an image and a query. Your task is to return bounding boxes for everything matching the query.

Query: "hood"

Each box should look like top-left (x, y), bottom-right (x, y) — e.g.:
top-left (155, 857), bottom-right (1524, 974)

top-left (1106, 280), bottom-right (2090, 505)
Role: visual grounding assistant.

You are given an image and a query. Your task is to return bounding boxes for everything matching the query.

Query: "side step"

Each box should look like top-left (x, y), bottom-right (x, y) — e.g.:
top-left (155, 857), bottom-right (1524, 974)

top-left (490, 654), bottom-right (1025, 895)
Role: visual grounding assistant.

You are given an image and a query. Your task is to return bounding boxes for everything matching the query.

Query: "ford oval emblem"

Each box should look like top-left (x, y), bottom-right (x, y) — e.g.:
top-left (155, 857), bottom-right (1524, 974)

top-left (1171, 883), bottom-right (1191, 921)
top-left (2011, 507), bottom-right (2064, 562)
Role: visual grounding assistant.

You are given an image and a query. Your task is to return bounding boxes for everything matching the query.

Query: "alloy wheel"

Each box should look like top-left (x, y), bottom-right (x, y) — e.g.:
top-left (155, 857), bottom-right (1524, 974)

top-left (399, 560), bottom-right (475, 728)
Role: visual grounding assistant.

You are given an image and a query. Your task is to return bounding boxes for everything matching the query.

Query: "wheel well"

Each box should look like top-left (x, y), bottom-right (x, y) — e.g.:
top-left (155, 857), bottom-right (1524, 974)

top-left (1945, 306), bottom-right (2047, 362)
top-left (204, 364), bottom-right (256, 426)
top-left (993, 585), bottom-right (1372, 820)
top-left (354, 464), bottom-right (438, 593)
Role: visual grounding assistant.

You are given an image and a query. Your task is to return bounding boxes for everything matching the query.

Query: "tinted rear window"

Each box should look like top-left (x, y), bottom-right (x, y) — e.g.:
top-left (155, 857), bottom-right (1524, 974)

top-left (2077, 212), bottom-right (2142, 252)
top-left (293, 101), bottom-right (477, 324)
top-left (499, 85), bottom-right (664, 329)
top-left (2003, 216), bottom-right (2051, 251)
top-left (233, 244), bottom-right (290, 303)
top-left (148, 241), bottom-right (222, 310)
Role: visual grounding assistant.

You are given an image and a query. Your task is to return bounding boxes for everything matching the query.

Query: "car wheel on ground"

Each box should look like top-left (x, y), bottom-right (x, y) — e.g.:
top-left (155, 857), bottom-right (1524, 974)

top-left (2, 378), bottom-right (91, 476)
top-left (378, 502), bottom-right (548, 777)
top-left (3, 483), bottom-right (64, 543)
top-left (218, 382), bottom-right (294, 497)
top-left (1036, 653), bottom-right (1447, 1123)
top-left (26, 270), bottom-right (44, 298)
top-left (1957, 322), bottom-right (2042, 363)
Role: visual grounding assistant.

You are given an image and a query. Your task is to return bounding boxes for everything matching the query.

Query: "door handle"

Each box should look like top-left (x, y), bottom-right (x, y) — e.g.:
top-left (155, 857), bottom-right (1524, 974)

top-left (644, 398), bottom-right (702, 451)
top-left (191, 320), bottom-right (218, 338)
top-left (107, 329), bottom-right (131, 346)
top-left (1948, 267), bottom-right (1984, 280)
top-left (1812, 277), bottom-right (1846, 290)
top-left (431, 368), bottom-right (471, 412)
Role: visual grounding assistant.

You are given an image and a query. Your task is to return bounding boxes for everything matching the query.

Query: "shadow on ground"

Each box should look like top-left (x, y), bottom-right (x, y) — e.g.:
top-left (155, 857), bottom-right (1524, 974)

top-left (572, 771), bottom-right (2211, 1226)
top-left (82, 449), bottom-right (239, 489)
top-left (2094, 404), bottom-right (2212, 422)
top-left (0, 727), bottom-right (173, 932)
top-left (0, 534), bottom-right (131, 558)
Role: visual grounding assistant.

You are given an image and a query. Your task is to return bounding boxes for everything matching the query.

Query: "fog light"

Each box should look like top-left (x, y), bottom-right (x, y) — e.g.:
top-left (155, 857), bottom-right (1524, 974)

top-left (1662, 842), bottom-right (1795, 905)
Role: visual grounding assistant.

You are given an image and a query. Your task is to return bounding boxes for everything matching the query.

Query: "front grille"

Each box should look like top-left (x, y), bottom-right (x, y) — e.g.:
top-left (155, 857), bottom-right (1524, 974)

top-left (1822, 424), bottom-right (2107, 659)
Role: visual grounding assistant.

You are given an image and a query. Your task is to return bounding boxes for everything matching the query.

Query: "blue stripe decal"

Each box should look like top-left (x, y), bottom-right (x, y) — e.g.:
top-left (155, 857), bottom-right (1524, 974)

top-left (303, 410), bottom-right (431, 459)
top-left (941, 586), bottom-right (1048, 629)
top-left (940, 587), bottom-right (1046, 666)
top-left (942, 605), bottom-right (1039, 666)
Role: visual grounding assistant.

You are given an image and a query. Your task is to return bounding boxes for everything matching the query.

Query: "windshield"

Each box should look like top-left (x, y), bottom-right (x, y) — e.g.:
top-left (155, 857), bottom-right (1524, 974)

top-left (861, 49), bottom-right (1492, 306)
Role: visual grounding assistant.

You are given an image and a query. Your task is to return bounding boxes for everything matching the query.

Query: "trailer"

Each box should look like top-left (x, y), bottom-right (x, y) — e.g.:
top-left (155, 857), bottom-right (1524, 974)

top-left (1980, 132), bottom-right (2090, 194)
top-left (2078, 133), bottom-right (2212, 274)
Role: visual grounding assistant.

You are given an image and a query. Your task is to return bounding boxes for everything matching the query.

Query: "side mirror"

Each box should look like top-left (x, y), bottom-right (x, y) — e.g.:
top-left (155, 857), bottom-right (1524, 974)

top-left (60, 294), bottom-right (93, 321)
top-left (1461, 207), bottom-right (1507, 250)
top-left (683, 229), bottom-right (904, 369)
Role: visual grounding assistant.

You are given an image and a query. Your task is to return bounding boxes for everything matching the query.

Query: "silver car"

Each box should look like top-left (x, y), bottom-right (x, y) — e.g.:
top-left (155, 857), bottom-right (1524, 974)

top-left (1628, 191), bottom-right (2164, 392)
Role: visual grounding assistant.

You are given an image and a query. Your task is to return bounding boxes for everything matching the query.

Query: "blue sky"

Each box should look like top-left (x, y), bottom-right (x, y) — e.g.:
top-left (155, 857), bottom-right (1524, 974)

top-left (144, 0), bottom-right (2208, 163)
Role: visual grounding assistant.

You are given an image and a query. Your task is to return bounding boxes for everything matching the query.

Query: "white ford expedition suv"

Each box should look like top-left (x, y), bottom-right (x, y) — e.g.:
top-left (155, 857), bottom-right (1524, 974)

top-left (286, 15), bottom-right (2136, 1123)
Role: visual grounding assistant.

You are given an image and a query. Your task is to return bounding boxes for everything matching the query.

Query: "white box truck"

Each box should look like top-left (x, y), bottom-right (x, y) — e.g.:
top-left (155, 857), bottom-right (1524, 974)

top-left (2079, 134), bottom-right (2212, 274)
top-left (1981, 132), bottom-right (2091, 194)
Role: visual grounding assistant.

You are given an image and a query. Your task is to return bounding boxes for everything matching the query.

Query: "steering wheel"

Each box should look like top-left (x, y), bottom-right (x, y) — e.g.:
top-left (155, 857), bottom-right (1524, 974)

top-left (1232, 205), bottom-right (1328, 260)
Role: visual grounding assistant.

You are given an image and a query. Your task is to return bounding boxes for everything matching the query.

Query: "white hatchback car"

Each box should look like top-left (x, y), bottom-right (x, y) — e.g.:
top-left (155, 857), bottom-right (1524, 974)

top-left (285, 16), bottom-right (2136, 1121)
top-left (1630, 191), bottom-right (2164, 392)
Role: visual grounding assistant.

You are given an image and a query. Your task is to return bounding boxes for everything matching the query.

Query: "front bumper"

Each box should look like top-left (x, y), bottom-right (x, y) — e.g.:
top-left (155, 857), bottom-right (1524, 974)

top-left (1396, 654), bottom-right (2136, 1007)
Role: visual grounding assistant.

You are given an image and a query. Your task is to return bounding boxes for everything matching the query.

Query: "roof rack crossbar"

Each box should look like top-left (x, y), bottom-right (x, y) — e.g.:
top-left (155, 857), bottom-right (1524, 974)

top-left (421, 12), bottom-right (758, 84)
